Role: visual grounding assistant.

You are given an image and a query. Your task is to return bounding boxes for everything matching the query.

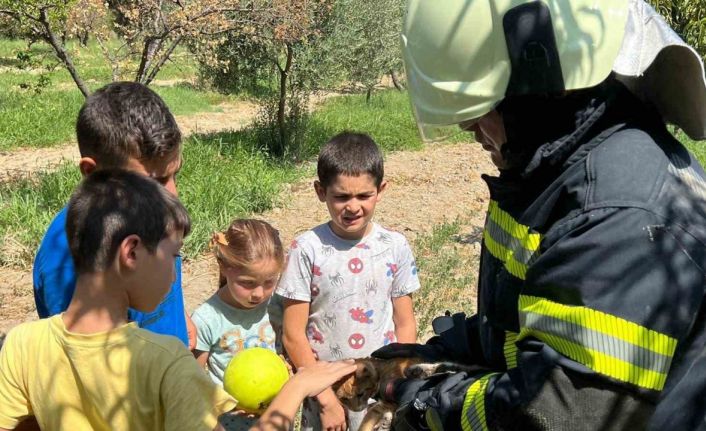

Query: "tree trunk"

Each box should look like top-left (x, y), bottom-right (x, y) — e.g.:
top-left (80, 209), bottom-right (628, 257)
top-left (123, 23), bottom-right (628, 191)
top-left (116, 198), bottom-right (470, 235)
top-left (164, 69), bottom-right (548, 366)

top-left (390, 70), bottom-right (404, 91)
top-left (277, 43), bottom-right (294, 154)
top-left (366, 87), bottom-right (372, 103)
top-left (39, 8), bottom-right (90, 98)
top-left (144, 36), bottom-right (183, 86)
top-left (136, 38), bottom-right (161, 84)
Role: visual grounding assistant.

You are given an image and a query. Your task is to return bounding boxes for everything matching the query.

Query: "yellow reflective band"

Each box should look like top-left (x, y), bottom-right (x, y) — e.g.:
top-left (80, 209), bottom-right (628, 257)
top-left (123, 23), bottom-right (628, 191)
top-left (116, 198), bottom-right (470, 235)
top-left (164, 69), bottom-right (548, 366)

top-left (462, 373), bottom-right (497, 431)
top-left (504, 331), bottom-right (518, 369)
top-left (483, 229), bottom-right (529, 279)
top-left (484, 200), bottom-right (543, 280)
top-left (519, 295), bottom-right (678, 391)
top-left (488, 200), bottom-right (541, 252)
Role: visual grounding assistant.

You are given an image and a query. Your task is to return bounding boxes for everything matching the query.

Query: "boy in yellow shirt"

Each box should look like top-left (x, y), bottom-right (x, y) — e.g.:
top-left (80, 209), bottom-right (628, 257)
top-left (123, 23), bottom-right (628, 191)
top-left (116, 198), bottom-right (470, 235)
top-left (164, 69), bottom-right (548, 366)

top-left (0, 170), bottom-right (356, 431)
top-left (0, 169), bottom-right (230, 430)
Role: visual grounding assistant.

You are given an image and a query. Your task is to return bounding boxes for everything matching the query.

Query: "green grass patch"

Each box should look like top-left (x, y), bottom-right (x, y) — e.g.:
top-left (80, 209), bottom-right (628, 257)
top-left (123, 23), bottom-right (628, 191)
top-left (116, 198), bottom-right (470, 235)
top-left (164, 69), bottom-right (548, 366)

top-left (0, 135), bottom-right (303, 267)
top-left (0, 89), bottom-right (426, 267)
top-left (0, 164), bottom-right (80, 266)
top-left (0, 84), bottom-right (236, 151)
top-left (179, 134), bottom-right (303, 258)
top-left (676, 128), bottom-right (706, 166)
top-left (0, 38), bottom-right (234, 150)
top-left (303, 90), bottom-right (423, 158)
top-left (413, 219), bottom-right (478, 339)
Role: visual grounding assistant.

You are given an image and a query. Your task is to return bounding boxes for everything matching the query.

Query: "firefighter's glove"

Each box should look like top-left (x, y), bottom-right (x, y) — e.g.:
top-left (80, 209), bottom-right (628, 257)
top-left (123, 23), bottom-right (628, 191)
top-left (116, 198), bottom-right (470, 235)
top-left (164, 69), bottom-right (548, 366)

top-left (380, 372), bottom-right (478, 430)
top-left (372, 312), bottom-right (475, 364)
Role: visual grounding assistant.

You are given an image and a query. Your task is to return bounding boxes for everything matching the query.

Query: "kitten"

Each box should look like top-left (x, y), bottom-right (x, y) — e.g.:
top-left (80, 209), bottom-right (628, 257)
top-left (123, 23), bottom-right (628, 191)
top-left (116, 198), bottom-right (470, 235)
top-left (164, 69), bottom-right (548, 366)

top-left (332, 357), bottom-right (474, 431)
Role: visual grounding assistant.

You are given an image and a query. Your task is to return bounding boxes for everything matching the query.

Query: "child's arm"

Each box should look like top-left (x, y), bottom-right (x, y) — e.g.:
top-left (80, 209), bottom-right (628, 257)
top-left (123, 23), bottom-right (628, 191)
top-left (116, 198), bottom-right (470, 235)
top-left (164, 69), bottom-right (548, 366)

top-left (282, 299), bottom-right (347, 431)
top-left (390, 235), bottom-right (421, 344)
top-left (186, 312), bottom-right (197, 351)
top-left (194, 350), bottom-right (210, 369)
top-left (189, 310), bottom-right (214, 370)
top-left (392, 294), bottom-right (417, 343)
top-left (248, 360), bottom-right (356, 431)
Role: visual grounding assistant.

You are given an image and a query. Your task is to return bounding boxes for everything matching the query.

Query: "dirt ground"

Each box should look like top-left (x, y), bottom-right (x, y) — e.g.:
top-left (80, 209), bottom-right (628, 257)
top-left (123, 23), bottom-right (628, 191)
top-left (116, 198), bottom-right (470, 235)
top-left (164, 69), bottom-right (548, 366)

top-left (0, 87), bottom-right (496, 338)
top-left (0, 141), bottom-right (495, 335)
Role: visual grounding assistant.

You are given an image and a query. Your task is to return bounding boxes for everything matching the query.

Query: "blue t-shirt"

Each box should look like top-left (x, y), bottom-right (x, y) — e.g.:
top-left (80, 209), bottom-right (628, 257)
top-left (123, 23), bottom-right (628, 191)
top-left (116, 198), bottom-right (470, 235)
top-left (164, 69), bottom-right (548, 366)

top-left (32, 207), bottom-right (189, 346)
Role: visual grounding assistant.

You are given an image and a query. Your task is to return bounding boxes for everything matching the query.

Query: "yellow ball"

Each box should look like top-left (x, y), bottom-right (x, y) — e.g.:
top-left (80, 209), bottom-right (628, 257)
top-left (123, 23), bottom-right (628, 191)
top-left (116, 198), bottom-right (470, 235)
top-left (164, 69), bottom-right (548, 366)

top-left (223, 347), bottom-right (290, 414)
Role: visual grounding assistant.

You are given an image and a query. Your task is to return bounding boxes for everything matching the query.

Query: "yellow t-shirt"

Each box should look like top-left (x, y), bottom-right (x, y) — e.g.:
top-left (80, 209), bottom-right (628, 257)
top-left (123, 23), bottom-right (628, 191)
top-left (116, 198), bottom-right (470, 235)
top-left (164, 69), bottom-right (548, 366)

top-left (0, 315), bottom-right (237, 430)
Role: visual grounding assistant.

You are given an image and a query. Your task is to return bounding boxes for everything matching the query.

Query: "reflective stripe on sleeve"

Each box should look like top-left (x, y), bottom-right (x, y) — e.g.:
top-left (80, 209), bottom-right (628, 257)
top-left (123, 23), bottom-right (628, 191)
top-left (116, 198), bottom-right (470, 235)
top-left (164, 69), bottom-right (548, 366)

top-left (518, 295), bottom-right (677, 391)
top-left (483, 200), bottom-right (542, 280)
top-left (461, 373), bottom-right (497, 431)
top-left (503, 331), bottom-right (518, 369)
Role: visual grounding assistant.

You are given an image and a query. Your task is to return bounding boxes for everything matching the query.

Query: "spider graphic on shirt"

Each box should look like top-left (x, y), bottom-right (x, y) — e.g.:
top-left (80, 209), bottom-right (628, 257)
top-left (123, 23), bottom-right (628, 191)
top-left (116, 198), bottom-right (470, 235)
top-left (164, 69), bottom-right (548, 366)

top-left (323, 312), bottom-right (337, 328)
top-left (365, 280), bottom-right (378, 296)
top-left (329, 271), bottom-right (344, 287)
top-left (329, 344), bottom-right (343, 359)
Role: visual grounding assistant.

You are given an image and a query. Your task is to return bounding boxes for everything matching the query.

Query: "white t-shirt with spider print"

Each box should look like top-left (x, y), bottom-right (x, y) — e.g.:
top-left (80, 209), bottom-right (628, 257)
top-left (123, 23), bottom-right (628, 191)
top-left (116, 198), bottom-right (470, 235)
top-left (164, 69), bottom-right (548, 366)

top-left (276, 222), bottom-right (421, 362)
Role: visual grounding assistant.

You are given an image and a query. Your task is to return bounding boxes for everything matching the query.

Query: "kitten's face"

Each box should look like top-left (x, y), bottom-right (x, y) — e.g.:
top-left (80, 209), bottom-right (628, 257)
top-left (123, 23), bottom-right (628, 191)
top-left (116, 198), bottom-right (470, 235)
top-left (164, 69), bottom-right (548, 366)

top-left (333, 359), bottom-right (379, 411)
top-left (332, 358), bottom-right (422, 411)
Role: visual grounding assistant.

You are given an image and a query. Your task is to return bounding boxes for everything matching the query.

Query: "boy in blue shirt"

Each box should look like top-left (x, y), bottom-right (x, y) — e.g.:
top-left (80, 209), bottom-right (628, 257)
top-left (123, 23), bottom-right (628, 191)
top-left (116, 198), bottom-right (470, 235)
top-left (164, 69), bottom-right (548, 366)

top-left (32, 81), bottom-right (195, 347)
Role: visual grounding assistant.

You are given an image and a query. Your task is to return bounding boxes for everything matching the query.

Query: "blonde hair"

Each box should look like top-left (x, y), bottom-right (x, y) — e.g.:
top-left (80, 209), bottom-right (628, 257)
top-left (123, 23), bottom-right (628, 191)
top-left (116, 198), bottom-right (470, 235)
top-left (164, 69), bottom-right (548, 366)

top-left (211, 219), bottom-right (284, 286)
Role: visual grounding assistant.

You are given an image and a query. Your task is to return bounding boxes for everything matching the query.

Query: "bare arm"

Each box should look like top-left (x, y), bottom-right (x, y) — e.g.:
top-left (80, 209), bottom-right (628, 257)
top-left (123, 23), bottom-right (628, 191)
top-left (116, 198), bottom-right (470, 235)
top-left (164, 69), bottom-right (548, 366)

top-left (185, 312), bottom-right (197, 351)
top-left (250, 361), bottom-right (357, 431)
top-left (282, 299), bottom-right (346, 430)
top-left (392, 294), bottom-right (417, 343)
top-left (193, 350), bottom-right (209, 369)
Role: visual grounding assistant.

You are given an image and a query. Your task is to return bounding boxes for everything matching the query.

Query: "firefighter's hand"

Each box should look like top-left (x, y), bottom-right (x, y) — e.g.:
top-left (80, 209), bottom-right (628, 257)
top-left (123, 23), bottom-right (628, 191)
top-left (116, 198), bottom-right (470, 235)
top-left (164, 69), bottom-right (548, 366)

top-left (380, 372), bottom-right (479, 430)
top-left (373, 312), bottom-right (475, 363)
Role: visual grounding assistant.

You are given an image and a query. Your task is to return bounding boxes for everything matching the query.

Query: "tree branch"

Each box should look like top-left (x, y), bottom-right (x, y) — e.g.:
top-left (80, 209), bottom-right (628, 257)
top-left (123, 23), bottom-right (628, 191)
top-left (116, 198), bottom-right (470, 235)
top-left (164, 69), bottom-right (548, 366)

top-left (144, 34), bottom-right (182, 85)
top-left (38, 7), bottom-right (90, 97)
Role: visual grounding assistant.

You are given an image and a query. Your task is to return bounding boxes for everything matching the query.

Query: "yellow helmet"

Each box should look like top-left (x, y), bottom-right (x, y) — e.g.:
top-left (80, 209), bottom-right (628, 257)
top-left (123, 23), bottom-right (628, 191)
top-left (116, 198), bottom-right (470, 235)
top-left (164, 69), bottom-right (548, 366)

top-left (403, 0), bottom-right (706, 140)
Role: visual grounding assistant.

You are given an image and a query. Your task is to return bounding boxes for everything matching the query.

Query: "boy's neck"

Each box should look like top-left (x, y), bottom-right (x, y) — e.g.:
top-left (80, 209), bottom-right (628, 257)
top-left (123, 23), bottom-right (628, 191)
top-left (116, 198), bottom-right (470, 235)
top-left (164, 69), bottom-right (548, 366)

top-left (63, 272), bottom-right (130, 334)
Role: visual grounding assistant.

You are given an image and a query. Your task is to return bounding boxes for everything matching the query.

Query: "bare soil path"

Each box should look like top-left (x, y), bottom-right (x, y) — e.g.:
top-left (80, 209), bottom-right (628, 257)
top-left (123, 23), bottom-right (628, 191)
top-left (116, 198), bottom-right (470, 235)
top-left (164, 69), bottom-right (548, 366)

top-left (0, 141), bottom-right (495, 336)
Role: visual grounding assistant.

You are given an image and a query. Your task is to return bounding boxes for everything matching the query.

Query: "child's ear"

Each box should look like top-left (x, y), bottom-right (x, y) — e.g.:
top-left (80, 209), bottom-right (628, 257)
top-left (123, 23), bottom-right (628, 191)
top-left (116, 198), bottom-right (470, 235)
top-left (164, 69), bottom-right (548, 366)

top-left (376, 180), bottom-right (388, 201)
top-left (118, 234), bottom-right (142, 271)
top-left (314, 180), bottom-right (327, 202)
top-left (78, 157), bottom-right (97, 177)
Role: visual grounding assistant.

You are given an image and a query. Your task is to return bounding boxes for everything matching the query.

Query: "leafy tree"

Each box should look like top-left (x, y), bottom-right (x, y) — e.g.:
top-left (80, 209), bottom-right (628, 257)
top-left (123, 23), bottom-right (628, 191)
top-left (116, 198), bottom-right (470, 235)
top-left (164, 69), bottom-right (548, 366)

top-left (204, 0), bottom-right (334, 158)
top-left (0, 0), bottom-right (246, 97)
top-left (321, 0), bottom-right (404, 101)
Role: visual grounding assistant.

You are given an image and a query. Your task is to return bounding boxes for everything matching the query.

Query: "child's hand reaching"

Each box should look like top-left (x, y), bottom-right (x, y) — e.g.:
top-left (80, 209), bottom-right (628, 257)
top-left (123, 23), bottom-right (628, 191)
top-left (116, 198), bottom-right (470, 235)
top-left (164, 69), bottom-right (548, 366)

top-left (249, 360), bottom-right (356, 431)
top-left (291, 360), bottom-right (356, 398)
top-left (318, 393), bottom-right (347, 431)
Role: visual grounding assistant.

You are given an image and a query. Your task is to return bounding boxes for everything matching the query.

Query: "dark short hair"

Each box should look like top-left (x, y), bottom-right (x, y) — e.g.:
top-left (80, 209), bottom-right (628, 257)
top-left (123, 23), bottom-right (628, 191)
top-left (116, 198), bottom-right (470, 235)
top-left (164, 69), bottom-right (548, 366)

top-left (66, 169), bottom-right (191, 274)
top-left (317, 132), bottom-right (384, 188)
top-left (76, 82), bottom-right (181, 167)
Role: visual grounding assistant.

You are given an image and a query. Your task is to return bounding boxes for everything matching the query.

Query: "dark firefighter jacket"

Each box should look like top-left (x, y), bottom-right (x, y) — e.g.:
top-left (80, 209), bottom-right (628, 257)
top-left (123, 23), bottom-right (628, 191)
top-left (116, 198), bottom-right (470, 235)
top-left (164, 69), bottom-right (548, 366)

top-left (455, 81), bottom-right (706, 431)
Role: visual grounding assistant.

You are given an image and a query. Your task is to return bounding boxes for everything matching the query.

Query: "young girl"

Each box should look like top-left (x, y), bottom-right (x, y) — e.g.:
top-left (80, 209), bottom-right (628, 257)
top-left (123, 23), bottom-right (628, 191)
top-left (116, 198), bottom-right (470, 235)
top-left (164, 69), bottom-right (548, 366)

top-left (192, 219), bottom-right (285, 431)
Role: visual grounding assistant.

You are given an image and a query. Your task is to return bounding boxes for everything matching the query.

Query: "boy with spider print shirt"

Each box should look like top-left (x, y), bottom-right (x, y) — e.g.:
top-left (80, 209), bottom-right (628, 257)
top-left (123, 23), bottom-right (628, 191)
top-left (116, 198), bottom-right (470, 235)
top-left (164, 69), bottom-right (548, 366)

top-left (277, 132), bottom-right (420, 431)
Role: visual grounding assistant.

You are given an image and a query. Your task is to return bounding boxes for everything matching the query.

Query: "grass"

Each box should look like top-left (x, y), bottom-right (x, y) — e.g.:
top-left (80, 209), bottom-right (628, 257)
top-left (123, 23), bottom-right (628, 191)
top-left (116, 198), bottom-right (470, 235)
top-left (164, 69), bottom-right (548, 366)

top-left (413, 219), bottom-right (478, 339)
top-left (302, 90), bottom-right (424, 158)
top-left (0, 89), bottom-right (424, 268)
top-left (0, 38), bottom-right (237, 151)
top-left (0, 164), bottom-right (80, 267)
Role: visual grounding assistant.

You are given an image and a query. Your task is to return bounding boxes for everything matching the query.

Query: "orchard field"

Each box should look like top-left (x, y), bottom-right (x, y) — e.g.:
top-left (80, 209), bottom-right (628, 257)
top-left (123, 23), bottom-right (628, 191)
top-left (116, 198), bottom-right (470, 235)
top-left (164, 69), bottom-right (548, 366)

top-left (0, 34), bottom-right (492, 342)
top-left (1, 0), bottom-right (706, 370)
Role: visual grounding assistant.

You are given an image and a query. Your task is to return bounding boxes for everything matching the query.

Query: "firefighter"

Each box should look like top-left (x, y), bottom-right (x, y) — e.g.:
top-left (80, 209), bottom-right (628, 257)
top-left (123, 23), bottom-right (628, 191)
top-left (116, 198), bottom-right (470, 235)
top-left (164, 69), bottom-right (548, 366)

top-left (373, 1), bottom-right (706, 430)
